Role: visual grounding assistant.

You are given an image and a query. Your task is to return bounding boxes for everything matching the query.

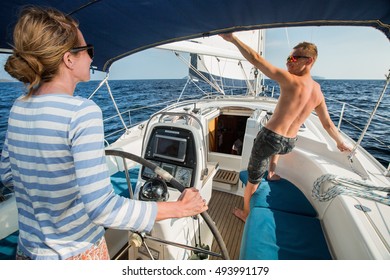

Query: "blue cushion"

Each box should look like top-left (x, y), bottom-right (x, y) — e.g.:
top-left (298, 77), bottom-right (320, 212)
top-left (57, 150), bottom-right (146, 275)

top-left (110, 167), bottom-right (140, 198)
top-left (240, 170), bottom-right (317, 217)
top-left (0, 230), bottom-right (18, 260)
top-left (240, 208), bottom-right (331, 260)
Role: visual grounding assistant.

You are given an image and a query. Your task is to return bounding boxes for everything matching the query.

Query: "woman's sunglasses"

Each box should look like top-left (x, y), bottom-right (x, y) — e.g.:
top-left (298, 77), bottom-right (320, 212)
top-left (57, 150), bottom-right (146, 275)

top-left (70, 44), bottom-right (94, 60)
top-left (286, 55), bottom-right (310, 63)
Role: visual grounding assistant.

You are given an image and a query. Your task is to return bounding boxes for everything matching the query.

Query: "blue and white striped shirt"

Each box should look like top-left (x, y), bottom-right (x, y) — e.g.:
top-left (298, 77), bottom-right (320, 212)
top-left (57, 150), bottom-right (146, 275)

top-left (0, 94), bottom-right (157, 259)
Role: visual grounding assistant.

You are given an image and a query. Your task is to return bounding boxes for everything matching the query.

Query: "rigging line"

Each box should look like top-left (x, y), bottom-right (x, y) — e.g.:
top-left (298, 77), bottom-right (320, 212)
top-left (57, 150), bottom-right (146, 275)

top-left (341, 117), bottom-right (389, 149)
top-left (197, 54), bottom-right (225, 93)
top-left (349, 69), bottom-right (390, 161)
top-left (88, 71), bottom-right (109, 99)
top-left (87, 72), bottom-right (128, 131)
top-left (176, 75), bottom-right (191, 103)
top-left (190, 78), bottom-right (212, 96)
top-left (326, 96), bottom-right (390, 122)
top-left (191, 60), bottom-right (223, 94)
top-left (255, 30), bottom-right (265, 94)
top-left (105, 79), bottom-right (128, 131)
top-left (237, 61), bottom-right (255, 95)
top-left (215, 57), bottom-right (225, 92)
top-left (175, 52), bottom-right (224, 94)
top-left (284, 27), bottom-right (291, 49)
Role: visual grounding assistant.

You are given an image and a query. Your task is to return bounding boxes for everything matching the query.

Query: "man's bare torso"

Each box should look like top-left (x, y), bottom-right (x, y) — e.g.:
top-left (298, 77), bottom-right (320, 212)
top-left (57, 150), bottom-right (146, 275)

top-left (265, 75), bottom-right (323, 138)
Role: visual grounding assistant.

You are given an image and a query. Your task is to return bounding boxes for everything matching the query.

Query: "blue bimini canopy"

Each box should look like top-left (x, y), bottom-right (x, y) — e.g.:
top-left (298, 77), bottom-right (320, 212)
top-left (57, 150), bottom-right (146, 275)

top-left (1, 0), bottom-right (389, 72)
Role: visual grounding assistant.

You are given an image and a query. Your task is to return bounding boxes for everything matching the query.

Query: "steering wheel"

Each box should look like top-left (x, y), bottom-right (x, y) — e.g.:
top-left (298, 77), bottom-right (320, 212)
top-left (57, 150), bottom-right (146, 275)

top-left (105, 149), bottom-right (230, 260)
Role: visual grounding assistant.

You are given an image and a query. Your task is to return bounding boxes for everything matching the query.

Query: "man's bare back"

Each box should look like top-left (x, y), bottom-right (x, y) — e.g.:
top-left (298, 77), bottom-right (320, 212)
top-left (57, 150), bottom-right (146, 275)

top-left (266, 76), bottom-right (324, 138)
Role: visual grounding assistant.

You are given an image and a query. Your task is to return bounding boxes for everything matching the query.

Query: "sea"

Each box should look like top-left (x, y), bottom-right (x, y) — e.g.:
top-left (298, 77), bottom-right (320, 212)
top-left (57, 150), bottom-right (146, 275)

top-left (0, 79), bottom-right (389, 167)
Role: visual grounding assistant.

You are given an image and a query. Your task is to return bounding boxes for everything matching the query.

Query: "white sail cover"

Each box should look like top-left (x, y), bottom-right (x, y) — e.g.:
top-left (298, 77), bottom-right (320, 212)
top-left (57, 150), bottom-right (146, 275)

top-left (156, 30), bottom-right (265, 92)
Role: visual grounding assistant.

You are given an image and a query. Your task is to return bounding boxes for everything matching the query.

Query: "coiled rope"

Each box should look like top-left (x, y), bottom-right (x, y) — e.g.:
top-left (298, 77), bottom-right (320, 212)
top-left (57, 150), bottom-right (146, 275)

top-left (312, 174), bottom-right (390, 206)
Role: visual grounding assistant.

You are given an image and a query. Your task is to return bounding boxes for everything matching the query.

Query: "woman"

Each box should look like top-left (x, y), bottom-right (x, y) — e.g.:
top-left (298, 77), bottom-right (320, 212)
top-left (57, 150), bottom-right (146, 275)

top-left (0, 6), bottom-right (207, 260)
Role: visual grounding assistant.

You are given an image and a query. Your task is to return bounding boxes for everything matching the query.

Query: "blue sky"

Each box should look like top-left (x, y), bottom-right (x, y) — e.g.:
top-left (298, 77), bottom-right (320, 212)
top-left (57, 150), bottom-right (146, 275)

top-left (1, 26), bottom-right (389, 81)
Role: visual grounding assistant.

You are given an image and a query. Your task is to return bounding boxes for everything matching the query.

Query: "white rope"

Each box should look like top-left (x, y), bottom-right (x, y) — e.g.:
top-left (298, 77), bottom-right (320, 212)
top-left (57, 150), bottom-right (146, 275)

top-left (312, 174), bottom-right (390, 206)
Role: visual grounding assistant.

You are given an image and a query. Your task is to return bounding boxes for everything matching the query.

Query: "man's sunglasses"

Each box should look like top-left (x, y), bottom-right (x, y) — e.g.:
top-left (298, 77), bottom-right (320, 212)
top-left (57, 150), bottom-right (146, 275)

top-left (70, 44), bottom-right (94, 60)
top-left (286, 55), bottom-right (310, 63)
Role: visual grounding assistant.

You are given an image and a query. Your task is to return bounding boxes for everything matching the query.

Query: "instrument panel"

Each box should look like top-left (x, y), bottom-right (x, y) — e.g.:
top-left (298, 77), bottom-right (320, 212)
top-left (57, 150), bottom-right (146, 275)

top-left (142, 126), bottom-right (197, 188)
top-left (142, 160), bottom-right (193, 188)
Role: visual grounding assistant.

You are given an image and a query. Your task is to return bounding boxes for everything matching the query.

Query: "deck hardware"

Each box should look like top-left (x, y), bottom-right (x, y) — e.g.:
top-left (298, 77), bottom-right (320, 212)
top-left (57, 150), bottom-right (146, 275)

top-left (129, 232), bottom-right (143, 248)
top-left (354, 204), bottom-right (371, 212)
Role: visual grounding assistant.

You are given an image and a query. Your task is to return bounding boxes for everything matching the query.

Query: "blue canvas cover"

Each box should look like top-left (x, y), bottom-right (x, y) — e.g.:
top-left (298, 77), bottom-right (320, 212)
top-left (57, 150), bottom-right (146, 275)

top-left (1, 0), bottom-right (389, 71)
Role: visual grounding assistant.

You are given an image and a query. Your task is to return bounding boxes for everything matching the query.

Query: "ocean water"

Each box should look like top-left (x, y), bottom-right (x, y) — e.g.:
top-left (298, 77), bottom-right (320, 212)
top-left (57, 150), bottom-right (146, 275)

top-left (0, 79), bottom-right (389, 167)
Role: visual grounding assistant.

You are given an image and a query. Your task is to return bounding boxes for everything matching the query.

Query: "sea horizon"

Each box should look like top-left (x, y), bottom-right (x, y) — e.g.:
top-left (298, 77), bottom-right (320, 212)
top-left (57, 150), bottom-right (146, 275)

top-left (0, 79), bottom-right (389, 167)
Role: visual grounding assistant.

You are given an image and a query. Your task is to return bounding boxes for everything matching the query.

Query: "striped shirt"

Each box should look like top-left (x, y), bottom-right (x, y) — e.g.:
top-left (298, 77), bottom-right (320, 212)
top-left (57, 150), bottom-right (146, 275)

top-left (0, 94), bottom-right (157, 259)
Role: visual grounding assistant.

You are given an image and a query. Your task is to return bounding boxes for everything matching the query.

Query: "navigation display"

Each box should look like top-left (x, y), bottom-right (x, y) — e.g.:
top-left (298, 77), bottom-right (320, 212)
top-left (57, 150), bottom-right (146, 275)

top-left (153, 134), bottom-right (187, 162)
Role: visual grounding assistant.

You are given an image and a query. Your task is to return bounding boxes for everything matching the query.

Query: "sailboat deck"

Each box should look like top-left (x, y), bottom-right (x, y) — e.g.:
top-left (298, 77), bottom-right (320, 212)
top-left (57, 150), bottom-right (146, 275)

top-left (207, 190), bottom-right (244, 260)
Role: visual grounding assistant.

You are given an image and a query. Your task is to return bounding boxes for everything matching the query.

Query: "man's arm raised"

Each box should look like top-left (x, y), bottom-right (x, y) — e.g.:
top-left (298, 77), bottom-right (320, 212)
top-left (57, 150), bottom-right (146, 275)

top-left (219, 33), bottom-right (292, 85)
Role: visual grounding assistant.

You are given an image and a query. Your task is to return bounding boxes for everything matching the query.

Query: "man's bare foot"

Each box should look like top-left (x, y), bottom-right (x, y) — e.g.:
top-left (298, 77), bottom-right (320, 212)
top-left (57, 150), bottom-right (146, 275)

top-left (232, 207), bottom-right (247, 222)
top-left (267, 173), bottom-right (281, 181)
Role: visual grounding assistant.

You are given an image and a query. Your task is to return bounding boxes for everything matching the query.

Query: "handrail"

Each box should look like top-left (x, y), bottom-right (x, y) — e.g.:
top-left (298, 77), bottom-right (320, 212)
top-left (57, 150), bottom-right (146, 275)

top-left (348, 71), bottom-right (390, 165)
top-left (327, 103), bottom-right (389, 148)
top-left (326, 96), bottom-right (390, 123)
top-left (323, 73), bottom-right (390, 170)
top-left (326, 99), bottom-right (389, 166)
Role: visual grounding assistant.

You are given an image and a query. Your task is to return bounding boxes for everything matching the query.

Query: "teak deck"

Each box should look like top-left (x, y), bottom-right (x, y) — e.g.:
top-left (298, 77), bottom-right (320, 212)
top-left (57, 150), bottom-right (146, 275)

top-left (207, 190), bottom-right (244, 260)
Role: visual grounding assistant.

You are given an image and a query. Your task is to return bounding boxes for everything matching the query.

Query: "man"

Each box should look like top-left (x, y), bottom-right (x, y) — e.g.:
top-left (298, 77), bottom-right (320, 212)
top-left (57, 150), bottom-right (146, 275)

top-left (219, 33), bottom-right (351, 222)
